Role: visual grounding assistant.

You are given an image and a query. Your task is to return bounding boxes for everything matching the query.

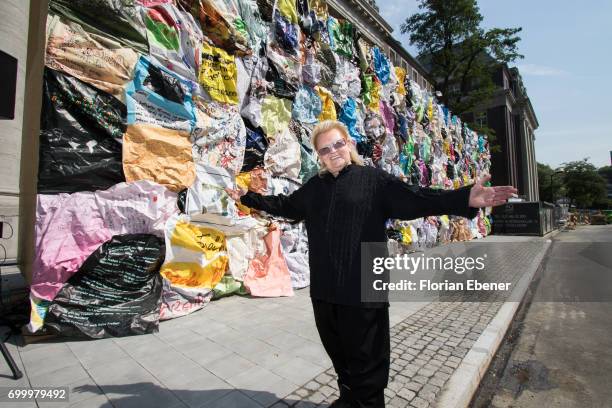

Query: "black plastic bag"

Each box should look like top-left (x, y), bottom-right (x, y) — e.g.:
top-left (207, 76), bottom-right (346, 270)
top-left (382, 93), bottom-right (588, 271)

top-left (44, 234), bottom-right (165, 339)
top-left (241, 123), bottom-right (269, 172)
top-left (177, 188), bottom-right (188, 214)
top-left (49, 0), bottom-right (148, 53)
top-left (38, 68), bottom-right (126, 194)
top-left (265, 59), bottom-right (299, 100)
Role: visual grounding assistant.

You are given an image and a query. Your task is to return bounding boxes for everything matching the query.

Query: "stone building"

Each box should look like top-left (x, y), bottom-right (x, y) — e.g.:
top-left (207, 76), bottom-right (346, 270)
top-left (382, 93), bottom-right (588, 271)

top-left (464, 65), bottom-right (540, 201)
top-left (326, 0), bottom-right (434, 91)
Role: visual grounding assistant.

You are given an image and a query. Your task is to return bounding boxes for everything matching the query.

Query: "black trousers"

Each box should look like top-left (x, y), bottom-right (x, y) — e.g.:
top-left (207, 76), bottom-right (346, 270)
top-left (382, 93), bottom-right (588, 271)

top-left (311, 299), bottom-right (390, 408)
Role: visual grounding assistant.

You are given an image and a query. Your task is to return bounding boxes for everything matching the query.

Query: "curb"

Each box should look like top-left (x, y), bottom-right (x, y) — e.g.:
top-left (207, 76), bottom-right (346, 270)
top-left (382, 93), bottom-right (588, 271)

top-left (435, 237), bottom-right (553, 408)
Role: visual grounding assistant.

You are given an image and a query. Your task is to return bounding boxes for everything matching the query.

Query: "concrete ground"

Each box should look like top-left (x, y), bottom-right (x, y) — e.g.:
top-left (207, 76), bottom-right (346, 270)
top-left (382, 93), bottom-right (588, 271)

top-left (480, 225), bottom-right (612, 408)
top-left (0, 233), bottom-right (550, 408)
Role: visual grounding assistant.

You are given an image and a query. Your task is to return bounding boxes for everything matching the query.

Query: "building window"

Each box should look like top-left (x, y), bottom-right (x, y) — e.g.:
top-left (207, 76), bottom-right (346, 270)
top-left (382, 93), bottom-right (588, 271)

top-left (475, 111), bottom-right (488, 127)
top-left (412, 68), bottom-right (419, 84)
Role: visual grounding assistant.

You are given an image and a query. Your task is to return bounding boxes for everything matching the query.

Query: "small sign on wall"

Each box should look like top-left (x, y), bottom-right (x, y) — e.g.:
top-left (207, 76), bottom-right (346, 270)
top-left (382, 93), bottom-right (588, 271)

top-left (0, 49), bottom-right (18, 120)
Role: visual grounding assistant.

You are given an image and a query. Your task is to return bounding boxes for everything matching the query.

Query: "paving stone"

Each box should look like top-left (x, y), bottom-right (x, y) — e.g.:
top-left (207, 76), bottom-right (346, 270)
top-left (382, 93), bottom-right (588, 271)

top-left (444, 359), bottom-right (460, 369)
top-left (388, 396), bottom-right (408, 408)
top-left (397, 388), bottom-right (416, 402)
top-left (318, 385), bottom-right (335, 398)
top-left (304, 381), bottom-right (319, 392)
top-left (405, 382), bottom-right (422, 392)
top-left (413, 375), bottom-right (428, 385)
top-left (430, 376), bottom-right (446, 387)
top-left (394, 374), bottom-right (410, 384)
top-left (315, 373), bottom-right (332, 384)
top-left (410, 396), bottom-right (429, 408)
top-left (434, 370), bottom-right (451, 381)
top-left (387, 381), bottom-right (403, 393)
top-left (306, 392), bottom-right (325, 404)
top-left (417, 367), bottom-right (436, 378)
top-left (437, 365), bottom-right (454, 374)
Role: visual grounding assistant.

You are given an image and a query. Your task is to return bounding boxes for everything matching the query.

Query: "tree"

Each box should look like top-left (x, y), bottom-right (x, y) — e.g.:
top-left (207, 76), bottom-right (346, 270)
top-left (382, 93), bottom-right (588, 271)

top-left (595, 166), bottom-right (612, 209)
top-left (560, 159), bottom-right (607, 209)
top-left (400, 0), bottom-right (522, 120)
top-left (537, 162), bottom-right (564, 203)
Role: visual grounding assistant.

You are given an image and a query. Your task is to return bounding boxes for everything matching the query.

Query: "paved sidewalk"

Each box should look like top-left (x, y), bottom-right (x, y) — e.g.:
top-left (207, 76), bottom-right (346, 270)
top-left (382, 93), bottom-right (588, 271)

top-left (0, 236), bottom-right (548, 408)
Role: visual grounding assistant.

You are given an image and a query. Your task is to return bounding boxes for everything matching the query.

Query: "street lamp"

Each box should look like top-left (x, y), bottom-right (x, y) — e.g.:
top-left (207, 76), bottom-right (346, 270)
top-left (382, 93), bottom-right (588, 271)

top-left (549, 169), bottom-right (564, 204)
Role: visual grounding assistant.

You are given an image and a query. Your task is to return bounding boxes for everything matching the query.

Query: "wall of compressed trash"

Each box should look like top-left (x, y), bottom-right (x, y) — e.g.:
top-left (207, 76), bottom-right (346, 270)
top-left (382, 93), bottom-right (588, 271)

top-left (30, 0), bottom-right (492, 337)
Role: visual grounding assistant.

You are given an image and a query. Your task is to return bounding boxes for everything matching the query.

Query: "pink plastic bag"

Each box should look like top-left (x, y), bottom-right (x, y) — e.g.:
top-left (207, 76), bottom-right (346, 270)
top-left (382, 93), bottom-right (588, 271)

top-left (243, 227), bottom-right (294, 297)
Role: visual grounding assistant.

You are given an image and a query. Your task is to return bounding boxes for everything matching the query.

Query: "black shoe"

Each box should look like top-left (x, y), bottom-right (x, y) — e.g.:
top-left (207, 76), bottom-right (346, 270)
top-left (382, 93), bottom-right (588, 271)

top-left (329, 398), bottom-right (355, 408)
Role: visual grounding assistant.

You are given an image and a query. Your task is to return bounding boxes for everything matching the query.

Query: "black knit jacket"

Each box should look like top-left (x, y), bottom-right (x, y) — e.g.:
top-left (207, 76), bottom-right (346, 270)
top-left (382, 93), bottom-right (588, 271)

top-left (241, 164), bottom-right (479, 307)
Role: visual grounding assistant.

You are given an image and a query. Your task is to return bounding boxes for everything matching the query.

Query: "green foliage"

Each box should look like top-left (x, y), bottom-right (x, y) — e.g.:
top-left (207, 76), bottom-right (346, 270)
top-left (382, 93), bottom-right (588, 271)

top-left (559, 159), bottom-right (607, 208)
top-left (537, 162), bottom-right (564, 203)
top-left (401, 0), bottom-right (522, 118)
top-left (598, 165), bottom-right (612, 181)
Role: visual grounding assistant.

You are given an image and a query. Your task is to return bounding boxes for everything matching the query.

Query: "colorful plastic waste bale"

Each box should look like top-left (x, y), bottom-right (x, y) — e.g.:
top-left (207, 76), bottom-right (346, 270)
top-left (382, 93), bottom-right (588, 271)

top-left (159, 214), bottom-right (229, 319)
top-left (191, 101), bottom-right (247, 175)
top-left (326, 17), bottom-right (354, 58)
top-left (38, 68), bottom-right (126, 194)
top-left (316, 86), bottom-right (337, 121)
top-left (339, 98), bottom-right (363, 143)
top-left (242, 123), bottom-right (269, 172)
top-left (261, 94), bottom-right (293, 138)
top-left (177, 0), bottom-right (250, 55)
top-left (45, 14), bottom-right (139, 102)
top-left (44, 234), bottom-right (164, 338)
top-left (264, 127), bottom-right (302, 180)
top-left (292, 85), bottom-right (322, 123)
top-left (49, 0), bottom-right (148, 53)
top-left (288, 120), bottom-right (319, 182)
top-left (28, 181), bottom-right (178, 331)
top-left (236, 0), bottom-right (269, 54)
top-left (372, 47), bottom-right (390, 85)
top-left (243, 226), bottom-right (294, 297)
top-left (142, 3), bottom-right (204, 81)
top-left (199, 42), bottom-right (240, 104)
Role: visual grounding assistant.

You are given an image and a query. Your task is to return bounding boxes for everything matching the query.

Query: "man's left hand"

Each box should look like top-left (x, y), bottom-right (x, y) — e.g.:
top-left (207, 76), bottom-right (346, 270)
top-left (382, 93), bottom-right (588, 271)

top-left (469, 175), bottom-right (518, 208)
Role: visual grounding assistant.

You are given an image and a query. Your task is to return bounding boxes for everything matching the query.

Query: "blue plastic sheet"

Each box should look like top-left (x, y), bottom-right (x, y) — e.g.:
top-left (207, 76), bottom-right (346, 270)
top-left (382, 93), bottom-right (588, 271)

top-left (126, 56), bottom-right (196, 132)
top-left (292, 85), bottom-right (322, 123)
top-left (339, 98), bottom-right (362, 142)
top-left (274, 11), bottom-right (298, 53)
top-left (373, 47), bottom-right (390, 85)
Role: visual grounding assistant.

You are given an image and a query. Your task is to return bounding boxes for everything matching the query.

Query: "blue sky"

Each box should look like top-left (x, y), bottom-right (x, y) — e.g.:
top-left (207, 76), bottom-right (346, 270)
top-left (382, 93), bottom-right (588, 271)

top-left (377, 0), bottom-right (612, 169)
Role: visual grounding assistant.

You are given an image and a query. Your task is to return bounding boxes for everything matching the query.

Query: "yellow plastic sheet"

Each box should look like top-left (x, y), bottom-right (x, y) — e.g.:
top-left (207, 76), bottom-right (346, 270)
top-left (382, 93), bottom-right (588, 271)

top-left (161, 218), bottom-right (228, 289)
top-left (395, 67), bottom-right (406, 95)
top-left (400, 225), bottom-right (412, 245)
top-left (235, 172), bottom-right (252, 215)
top-left (316, 86), bottom-right (337, 121)
top-left (367, 80), bottom-right (382, 112)
top-left (199, 43), bottom-right (238, 104)
top-left (278, 0), bottom-right (298, 24)
top-left (261, 95), bottom-right (292, 139)
top-left (123, 124), bottom-right (196, 192)
top-left (308, 0), bottom-right (328, 21)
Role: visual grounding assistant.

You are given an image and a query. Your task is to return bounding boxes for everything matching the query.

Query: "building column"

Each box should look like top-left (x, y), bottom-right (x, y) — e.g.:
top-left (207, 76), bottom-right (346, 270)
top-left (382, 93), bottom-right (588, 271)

top-left (529, 131), bottom-right (539, 201)
top-left (523, 119), bottom-right (534, 200)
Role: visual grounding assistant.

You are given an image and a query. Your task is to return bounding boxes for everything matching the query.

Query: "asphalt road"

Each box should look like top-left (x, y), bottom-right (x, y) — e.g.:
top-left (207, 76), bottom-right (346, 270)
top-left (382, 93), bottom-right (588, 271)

top-left (474, 225), bottom-right (612, 408)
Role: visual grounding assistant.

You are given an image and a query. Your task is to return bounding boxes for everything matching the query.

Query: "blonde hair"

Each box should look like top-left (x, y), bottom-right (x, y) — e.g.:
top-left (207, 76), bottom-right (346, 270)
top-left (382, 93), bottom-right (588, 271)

top-left (311, 120), bottom-right (364, 175)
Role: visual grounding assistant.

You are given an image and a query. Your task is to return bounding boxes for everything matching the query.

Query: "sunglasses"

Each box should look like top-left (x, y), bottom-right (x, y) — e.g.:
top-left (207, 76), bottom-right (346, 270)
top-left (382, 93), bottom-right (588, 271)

top-left (317, 138), bottom-right (347, 156)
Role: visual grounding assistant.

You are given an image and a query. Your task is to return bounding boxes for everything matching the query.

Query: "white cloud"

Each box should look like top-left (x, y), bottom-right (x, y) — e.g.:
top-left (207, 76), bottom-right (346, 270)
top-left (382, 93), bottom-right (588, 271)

top-left (516, 64), bottom-right (569, 77)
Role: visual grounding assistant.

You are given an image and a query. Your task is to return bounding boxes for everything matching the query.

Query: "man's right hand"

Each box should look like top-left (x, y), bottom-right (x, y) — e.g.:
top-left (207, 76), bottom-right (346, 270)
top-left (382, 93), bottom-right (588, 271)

top-left (224, 186), bottom-right (247, 202)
